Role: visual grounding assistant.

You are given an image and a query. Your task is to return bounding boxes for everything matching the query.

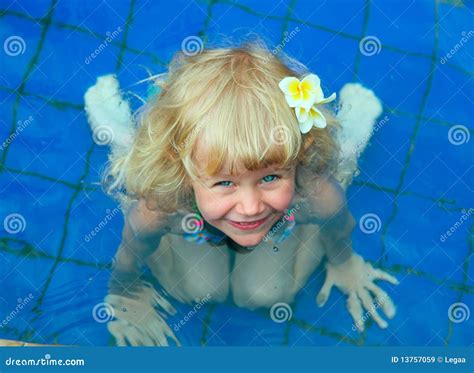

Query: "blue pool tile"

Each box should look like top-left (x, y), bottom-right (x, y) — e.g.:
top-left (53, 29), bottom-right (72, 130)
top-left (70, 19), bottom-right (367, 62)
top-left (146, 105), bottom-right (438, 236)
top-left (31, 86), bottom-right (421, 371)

top-left (1, 0), bottom-right (53, 19)
top-left (65, 190), bottom-right (123, 265)
top-left (0, 15), bottom-right (42, 90)
top-left (367, 0), bottom-right (435, 55)
top-left (287, 322), bottom-right (347, 346)
top-left (438, 2), bottom-right (473, 71)
top-left (52, 0), bottom-right (130, 40)
top-left (167, 300), bottom-right (213, 346)
top-left (208, 2), bottom-right (286, 46)
top-left (205, 303), bottom-right (287, 346)
top-left (358, 49), bottom-right (432, 115)
top-left (25, 262), bottom-right (111, 345)
top-left (4, 98), bottom-right (92, 183)
top-left (445, 294), bottom-right (473, 346)
top-left (423, 67), bottom-right (472, 130)
top-left (0, 91), bottom-right (15, 142)
top-left (115, 52), bottom-right (167, 101)
top-left (24, 27), bottom-right (120, 105)
top-left (0, 174), bottom-right (71, 258)
top-left (229, 0), bottom-right (294, 20)
top-left (402, 119), bottom-right (473, 207)
top-left (126, 0), bottom-right (208, 54)
top-left (354, 112), bottom-right (416, 190)
top-left (387, 195), bottom-right (470, 284)
top-left (348, 184), bottom-right (396, 262)
top-left (290, 0), bottom-right (365, 36)
top-left (367, 274), bottom-right (463, 346)
top-left (0, 251), bottom-right (54, 339)
top-left (83, 144), bottom-right (109, 186)
top-left (293, 269), bottom-right (358, 344)
top-left (284, 23), bottom-right (359, 90)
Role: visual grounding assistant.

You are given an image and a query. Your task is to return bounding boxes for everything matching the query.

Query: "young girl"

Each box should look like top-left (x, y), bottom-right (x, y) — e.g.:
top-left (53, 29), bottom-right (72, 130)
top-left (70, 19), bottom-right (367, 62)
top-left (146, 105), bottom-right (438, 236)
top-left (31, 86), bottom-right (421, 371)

top-left (85, 41), bottom-right (399, 346)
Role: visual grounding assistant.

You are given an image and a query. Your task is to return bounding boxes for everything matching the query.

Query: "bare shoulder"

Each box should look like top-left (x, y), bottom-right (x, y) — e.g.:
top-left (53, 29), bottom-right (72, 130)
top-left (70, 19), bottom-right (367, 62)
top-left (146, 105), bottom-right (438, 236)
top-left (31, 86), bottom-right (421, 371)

top-left (124, 199), bottom-right (171, 237)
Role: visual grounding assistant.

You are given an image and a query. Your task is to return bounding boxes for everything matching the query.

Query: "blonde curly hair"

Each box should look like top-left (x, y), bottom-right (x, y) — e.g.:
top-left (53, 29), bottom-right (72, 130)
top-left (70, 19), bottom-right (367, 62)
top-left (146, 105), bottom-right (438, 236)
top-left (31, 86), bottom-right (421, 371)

top-left (105, 40), bottom-right (340, 213)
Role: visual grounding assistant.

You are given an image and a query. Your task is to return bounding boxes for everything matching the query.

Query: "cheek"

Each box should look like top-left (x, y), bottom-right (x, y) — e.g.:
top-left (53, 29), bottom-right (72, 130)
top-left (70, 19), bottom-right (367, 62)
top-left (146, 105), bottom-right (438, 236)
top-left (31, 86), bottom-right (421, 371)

top-left (194, 188), bottom-right (232, 219)
top-left (271, 182), bottom-right (295, 211)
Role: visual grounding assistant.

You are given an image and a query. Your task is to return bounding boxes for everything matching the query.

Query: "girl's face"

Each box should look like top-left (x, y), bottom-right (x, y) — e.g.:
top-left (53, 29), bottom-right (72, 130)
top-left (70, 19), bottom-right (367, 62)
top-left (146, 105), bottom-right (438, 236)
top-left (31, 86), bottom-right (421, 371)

top-left (191, 149), bottom-right (296, 247)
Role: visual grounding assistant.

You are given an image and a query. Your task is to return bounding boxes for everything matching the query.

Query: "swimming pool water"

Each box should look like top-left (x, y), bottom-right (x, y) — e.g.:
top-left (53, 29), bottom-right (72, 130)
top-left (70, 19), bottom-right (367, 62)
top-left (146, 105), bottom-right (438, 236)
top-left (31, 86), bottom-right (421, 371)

top-left (0, 0), bottom-right (472, 346)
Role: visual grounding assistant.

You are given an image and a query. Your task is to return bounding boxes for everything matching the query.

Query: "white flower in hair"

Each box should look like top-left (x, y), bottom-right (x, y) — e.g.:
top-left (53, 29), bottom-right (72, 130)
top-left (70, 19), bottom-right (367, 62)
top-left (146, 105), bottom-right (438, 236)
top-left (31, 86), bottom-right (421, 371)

top-left (279, 73), bottom-right (336, 133)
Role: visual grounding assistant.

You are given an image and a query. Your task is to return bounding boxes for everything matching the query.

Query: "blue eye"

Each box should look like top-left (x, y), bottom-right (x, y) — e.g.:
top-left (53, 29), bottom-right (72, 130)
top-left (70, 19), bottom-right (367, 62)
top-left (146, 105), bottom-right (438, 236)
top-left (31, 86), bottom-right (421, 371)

top-left (262, 175), bottom-right (280, 183)
top-left (215, 180), bottom-right (233, 187)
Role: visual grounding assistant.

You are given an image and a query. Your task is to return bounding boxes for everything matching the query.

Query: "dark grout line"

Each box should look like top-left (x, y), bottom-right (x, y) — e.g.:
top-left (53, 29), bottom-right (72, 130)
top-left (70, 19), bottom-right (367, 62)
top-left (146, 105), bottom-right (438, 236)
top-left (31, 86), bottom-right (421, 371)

top-left (352, 0), bottom-right (370, 81)
top-left (0, 8), bottom-right (167, 67)
top-left (445, 223), bottom-right (473, 344)
top-left (384, 105), bottom-right (474, 131)
top-left (0, 0), bottom-right (58, 167)
top-left (351, 180), bottom-right (458, 206)
top-left (379, 1), bottom-right (440, 263)
top-left (17, 0), bottom-right (138, 344)
top-left (2, 165), bottom-right (98, 192)
top-left (215, 0), bottom-right (473, 77)
top-left (19, 144), bottom-right (96, 341)
top-left (0, 237), bottom-right (110, 269)
top-left (115, 0), bottom-right (136, 71)
top-left (0, 85), bottom-right (84, 111)
top-left (198, 0), bottom-right (218, 42)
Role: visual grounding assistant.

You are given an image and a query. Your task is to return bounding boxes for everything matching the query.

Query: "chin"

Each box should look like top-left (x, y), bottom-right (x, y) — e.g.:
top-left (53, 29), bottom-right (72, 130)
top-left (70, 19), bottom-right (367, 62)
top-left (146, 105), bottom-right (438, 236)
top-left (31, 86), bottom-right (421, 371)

top-left (230, 234), bottom-right (265, 247)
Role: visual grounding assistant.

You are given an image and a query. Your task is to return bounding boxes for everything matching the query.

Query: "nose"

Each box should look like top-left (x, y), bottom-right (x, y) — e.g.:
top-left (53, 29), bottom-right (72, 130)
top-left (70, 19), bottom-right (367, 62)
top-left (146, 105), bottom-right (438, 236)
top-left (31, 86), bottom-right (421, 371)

top-left (235, 187), bottom-right (266, 218)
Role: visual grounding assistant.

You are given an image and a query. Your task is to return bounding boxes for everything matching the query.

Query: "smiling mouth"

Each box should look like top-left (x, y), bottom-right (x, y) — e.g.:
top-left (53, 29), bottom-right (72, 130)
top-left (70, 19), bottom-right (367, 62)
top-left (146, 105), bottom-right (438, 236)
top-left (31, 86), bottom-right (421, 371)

top-left (228, 216), bottom-right (269, 230)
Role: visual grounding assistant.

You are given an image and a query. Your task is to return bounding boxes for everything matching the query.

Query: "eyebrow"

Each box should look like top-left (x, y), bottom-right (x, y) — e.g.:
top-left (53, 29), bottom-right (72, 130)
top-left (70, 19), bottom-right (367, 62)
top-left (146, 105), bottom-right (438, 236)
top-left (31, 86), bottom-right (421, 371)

top-left (203, 167), bottom-right (292, 180)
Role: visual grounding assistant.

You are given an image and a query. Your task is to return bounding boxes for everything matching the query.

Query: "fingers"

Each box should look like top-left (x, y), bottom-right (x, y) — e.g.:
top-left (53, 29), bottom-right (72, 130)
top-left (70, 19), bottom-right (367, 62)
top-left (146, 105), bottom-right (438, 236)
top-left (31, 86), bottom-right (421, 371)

top-left (346, 292), bottom-right (365, 332)
top-left (357, 287), bottom-right (388, 329)
top-left (366, 282), bottom-right (396, 319)
top-left (316, 276), bottom-right (334, 307)
top-left (372, 268), bottom-right (399, 285)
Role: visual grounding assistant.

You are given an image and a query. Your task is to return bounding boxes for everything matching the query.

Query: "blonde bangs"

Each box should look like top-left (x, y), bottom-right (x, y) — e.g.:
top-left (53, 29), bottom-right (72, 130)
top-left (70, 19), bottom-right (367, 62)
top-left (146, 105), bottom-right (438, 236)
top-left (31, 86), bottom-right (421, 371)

top-left (181, 75), bottom-right (302, 179)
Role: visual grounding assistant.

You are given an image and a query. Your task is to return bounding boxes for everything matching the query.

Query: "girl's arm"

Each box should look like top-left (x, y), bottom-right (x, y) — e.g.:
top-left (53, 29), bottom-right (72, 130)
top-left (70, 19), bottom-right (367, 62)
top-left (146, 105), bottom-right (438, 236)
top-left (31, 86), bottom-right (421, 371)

top-left (105, 199), bottom-right (181, 346)
top-left (109, 199), bottom-right (169, 295)
top-left (295, 176), bottom-right (399, 332)
top-left (295, 176), bottom-right (355, 265)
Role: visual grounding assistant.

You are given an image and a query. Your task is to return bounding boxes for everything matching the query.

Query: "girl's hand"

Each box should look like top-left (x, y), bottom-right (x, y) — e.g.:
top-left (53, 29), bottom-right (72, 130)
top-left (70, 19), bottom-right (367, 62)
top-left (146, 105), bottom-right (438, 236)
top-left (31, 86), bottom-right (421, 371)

top-left (316, 253), bottom-right (399, 332)
top-left (105, 281), bottom-right (180, 346)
